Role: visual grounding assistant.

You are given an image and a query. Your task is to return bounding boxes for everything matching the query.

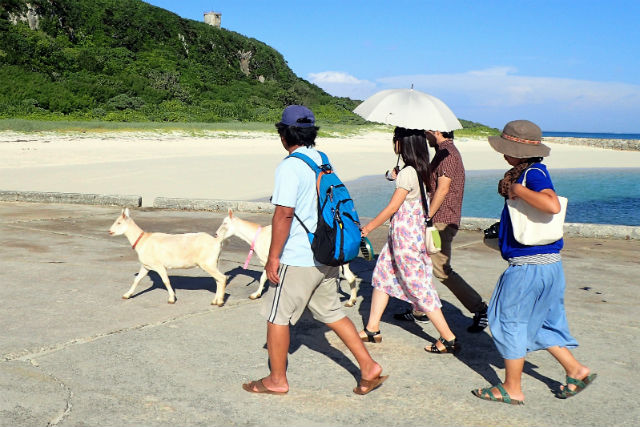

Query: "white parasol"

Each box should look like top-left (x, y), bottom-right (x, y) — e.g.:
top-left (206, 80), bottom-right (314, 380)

top-left (353, 88), bottom-right (462, 131)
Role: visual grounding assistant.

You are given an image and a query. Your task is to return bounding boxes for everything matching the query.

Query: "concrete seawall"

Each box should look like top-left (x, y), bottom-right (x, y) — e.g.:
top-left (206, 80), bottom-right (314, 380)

top-left (1, 190), bottom-right (637, 240)
top-left (0, 190), bottom-right (141, 208)
top-left (153, 197), bottom-right (640, 241)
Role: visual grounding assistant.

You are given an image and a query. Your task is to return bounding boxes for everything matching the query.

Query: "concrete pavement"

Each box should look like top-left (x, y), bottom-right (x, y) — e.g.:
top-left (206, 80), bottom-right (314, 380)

top-left (1, 201), bottom-right (638, 426)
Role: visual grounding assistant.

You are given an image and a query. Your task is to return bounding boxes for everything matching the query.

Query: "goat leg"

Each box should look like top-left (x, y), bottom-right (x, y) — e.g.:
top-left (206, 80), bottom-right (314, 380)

top-left (155, 266), bottom-right (176, 304)
top-left (249, 270), bottom-right (268, 300)
top-left (123, 266), bottom-right (149, 300)
top-left (201, 263), bottom-right (227, 307)
top-left (342, 265), bottom-right (358, 307)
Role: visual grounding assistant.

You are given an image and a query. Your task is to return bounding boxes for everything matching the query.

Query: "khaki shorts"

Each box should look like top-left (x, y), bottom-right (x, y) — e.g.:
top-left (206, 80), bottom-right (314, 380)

top-left (260, 264), bottom-right (345, 326)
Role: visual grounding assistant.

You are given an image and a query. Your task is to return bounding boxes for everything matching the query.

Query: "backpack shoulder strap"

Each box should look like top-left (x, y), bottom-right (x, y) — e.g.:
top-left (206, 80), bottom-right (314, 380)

top-left (287, 151), bottom-right (333, 196)
top-left (285, 151), bottom-right (323, 236)
top-left (286, 152), bottom-right (322, 174)
top-left (317, 151), bottom-right (332, 170)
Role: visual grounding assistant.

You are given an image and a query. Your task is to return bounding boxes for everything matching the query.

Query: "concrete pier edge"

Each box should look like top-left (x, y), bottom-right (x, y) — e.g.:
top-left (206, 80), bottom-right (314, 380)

top-left (153, 197), bottom-right (639, 241)
top-left (0, 190), bottom-right (141, 208)
top-left (0, 191), bottom-right (636, 240)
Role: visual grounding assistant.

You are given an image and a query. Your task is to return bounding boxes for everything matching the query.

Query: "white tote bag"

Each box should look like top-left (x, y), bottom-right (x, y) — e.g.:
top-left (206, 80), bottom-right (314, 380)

top-left (507, 168), bottom-right (568, 246)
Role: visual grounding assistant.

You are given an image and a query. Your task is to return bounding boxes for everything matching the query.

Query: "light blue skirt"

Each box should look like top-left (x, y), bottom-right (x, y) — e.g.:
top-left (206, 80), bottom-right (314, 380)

top-left (488, 261), bottom-right (578, 359)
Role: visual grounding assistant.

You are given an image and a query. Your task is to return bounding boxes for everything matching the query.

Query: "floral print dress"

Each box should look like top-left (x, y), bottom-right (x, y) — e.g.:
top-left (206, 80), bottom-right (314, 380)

top-left (371, 190), bottom-right (441, 313)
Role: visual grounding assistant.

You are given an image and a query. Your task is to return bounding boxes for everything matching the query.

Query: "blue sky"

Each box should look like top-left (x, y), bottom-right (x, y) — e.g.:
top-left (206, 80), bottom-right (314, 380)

top-left (145, 1), bottom-right (640, 133)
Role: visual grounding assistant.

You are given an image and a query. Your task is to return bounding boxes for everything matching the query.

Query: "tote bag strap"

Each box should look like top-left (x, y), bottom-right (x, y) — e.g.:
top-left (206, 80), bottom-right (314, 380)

top-left (416, 173), bottom-right (433, 227)
top-left (521, 167), bottom-right (546, 187)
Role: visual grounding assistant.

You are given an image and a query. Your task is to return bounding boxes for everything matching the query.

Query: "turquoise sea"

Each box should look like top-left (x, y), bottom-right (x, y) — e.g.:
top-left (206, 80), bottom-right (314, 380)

top-left (347, 131), bottom-right (640, 226)
top-left (346, 168), bottom-right (640, 226)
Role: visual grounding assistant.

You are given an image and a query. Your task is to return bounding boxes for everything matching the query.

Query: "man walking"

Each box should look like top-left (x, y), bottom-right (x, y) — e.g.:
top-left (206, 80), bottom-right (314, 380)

top-left (242, 105), bottom-right (387, 395)
top-left (394, 130), bottom-right (488, 333)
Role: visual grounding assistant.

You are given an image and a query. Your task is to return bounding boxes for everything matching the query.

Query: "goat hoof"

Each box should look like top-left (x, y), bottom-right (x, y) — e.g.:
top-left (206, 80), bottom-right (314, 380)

top-left (345, 301), bottom-right (355, 307)
top-left (122, 295), bottom-right (130, 300)
top-left (168, 300), bottom-right (176, 304)
top-left (249, 294), bottom-right (261, 300)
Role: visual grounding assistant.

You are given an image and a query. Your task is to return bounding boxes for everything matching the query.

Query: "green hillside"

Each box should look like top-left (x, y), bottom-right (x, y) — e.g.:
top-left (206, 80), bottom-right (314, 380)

top-left (0, 0), bottom-right (499, 135)
top-left (0, 0), bottom-right (362, 123)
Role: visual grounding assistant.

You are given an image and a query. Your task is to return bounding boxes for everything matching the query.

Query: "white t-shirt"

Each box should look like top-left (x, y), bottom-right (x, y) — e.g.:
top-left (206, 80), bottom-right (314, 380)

top-left (396, 166), bottom-right (423, 200)
top-left (271, 146), bottom-right (321, 266)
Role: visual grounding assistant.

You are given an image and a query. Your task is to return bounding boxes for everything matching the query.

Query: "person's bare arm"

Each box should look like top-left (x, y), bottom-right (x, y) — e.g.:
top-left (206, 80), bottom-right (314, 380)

top-left (509, 184), bottom-right (561, 214)
top-left (361, 188), bottom-right (408, 236)
top-left (428, 175), bottom-right (451, 218)
top-left (265, 205), bottom-right (294, 284)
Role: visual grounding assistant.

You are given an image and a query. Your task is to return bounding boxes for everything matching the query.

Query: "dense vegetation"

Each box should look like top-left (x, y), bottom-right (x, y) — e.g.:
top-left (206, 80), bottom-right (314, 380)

top-left (456, 119), bottom-right (499, 136)
top-left (0, 0), bottom-right (498, 134)
top-left (0, 0), bottom-right (362, 124)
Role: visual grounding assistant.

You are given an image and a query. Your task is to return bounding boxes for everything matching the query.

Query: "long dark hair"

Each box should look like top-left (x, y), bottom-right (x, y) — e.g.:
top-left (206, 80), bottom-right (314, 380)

top-left (393, 127), bottom-right (431, 192)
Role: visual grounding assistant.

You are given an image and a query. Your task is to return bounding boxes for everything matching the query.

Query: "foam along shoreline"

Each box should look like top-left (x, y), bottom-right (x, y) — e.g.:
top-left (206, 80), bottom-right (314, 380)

top-left (1, 130), bottom-right (640, 208)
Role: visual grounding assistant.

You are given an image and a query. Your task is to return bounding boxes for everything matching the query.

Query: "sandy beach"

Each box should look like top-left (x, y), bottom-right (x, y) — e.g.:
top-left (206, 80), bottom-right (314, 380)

top-left (2, 130), bottom-right (639, 206)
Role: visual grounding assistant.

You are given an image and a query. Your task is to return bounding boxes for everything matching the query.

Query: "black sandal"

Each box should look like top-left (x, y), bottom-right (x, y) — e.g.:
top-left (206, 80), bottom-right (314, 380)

top-left (425, 336), bottom-right (459, 354)
top-left (360, 327), bottom-right (382, 343)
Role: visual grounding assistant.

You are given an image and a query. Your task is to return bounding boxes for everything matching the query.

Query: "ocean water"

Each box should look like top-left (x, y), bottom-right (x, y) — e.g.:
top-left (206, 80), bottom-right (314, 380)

top-left (346, 168), bottom-right (640, 226)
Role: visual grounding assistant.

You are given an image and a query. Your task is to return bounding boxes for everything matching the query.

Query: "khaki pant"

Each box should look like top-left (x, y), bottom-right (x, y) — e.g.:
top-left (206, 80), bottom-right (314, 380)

top-left (427, 223), bottom-right (485, 314)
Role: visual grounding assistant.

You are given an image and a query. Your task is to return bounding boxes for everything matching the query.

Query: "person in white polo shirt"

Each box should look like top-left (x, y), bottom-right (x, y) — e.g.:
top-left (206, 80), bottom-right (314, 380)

top-left (242, 105), bottom-right (387, 396)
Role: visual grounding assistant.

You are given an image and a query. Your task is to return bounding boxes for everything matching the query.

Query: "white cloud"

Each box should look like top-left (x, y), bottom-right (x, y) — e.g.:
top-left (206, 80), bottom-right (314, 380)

top-left (307, 71), bottom-right (376, 100)
top-left (380, 69), bottom-right (640, 108)
top-left (310, 67), bottom-right (640, 132)
top-left (308, 71), bottom-right (365, 84)
top-left (467, 66), bottom-right (518, 77)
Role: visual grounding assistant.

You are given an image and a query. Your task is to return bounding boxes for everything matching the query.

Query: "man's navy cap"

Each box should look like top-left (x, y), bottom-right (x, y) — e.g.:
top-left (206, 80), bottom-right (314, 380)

top-left (277, 105), bottom-right (315, 127)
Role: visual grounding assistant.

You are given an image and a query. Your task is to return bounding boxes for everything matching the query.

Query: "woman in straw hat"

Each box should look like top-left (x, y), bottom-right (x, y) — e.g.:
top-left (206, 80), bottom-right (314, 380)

top-left (472, 120), bottom-right (596, 405)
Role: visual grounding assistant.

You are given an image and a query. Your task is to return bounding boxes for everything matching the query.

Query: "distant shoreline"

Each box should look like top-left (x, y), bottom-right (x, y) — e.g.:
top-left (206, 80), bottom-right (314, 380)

top-left (542, 136), bottom-right (640, 151)
top-left (543, 131), bottom-right (640, 139)
top-left (2, 131), bottom-right (640, 208)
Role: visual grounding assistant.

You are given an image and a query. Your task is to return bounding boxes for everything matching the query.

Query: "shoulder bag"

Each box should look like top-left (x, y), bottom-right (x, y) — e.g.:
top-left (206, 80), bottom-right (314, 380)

top-left (417, 174), bottom-right (441, 254)
top-left (507, 167), bottom-right (568, 246)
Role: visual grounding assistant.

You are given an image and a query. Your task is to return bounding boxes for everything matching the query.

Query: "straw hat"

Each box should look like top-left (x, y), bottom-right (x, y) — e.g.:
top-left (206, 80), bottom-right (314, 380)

top-left (488, 120), bottom-right (550, 158)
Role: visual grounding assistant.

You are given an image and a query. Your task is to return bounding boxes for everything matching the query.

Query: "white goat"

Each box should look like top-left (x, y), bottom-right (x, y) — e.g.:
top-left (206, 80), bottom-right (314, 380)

top-left (108, 208), bottom-right (227, 306)
top-left (214, 209), bottom-right (360, 306)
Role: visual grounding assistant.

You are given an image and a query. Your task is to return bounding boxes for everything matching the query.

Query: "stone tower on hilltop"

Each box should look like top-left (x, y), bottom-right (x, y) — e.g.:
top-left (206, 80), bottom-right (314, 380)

top-left (204, 11), bottom-right (221, 27)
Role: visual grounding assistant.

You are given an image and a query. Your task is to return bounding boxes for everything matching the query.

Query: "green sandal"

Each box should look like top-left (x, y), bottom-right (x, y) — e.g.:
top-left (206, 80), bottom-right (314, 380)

top-left (472, 383), bottom-right (524, 405)
top-left (557, 373), bottom-right (597, 399)
top-left (360, 237), bottom-right (375, 261)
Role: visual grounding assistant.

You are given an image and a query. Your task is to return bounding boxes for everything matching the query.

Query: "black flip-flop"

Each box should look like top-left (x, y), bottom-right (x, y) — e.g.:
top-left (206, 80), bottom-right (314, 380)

top-left (360, 237), bottom-right (374, 261)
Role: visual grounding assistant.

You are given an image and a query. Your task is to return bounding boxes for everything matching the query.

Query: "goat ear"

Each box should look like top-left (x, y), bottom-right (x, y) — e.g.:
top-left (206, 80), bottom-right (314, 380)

top-left (228, 208), bottom-right (233, 218)
top-left (124, 208), bottom-right (130, 218)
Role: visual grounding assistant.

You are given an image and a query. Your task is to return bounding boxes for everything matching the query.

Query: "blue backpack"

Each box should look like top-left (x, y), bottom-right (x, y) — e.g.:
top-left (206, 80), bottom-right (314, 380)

top-left (287, 151), bottom-right (361, 266)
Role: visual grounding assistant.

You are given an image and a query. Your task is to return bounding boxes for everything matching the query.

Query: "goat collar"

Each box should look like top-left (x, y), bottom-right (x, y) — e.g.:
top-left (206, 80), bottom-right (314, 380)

top-left (132, 232), bottom-right (145, 250)
top-left (243, 226), bottom-right (262, 269)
